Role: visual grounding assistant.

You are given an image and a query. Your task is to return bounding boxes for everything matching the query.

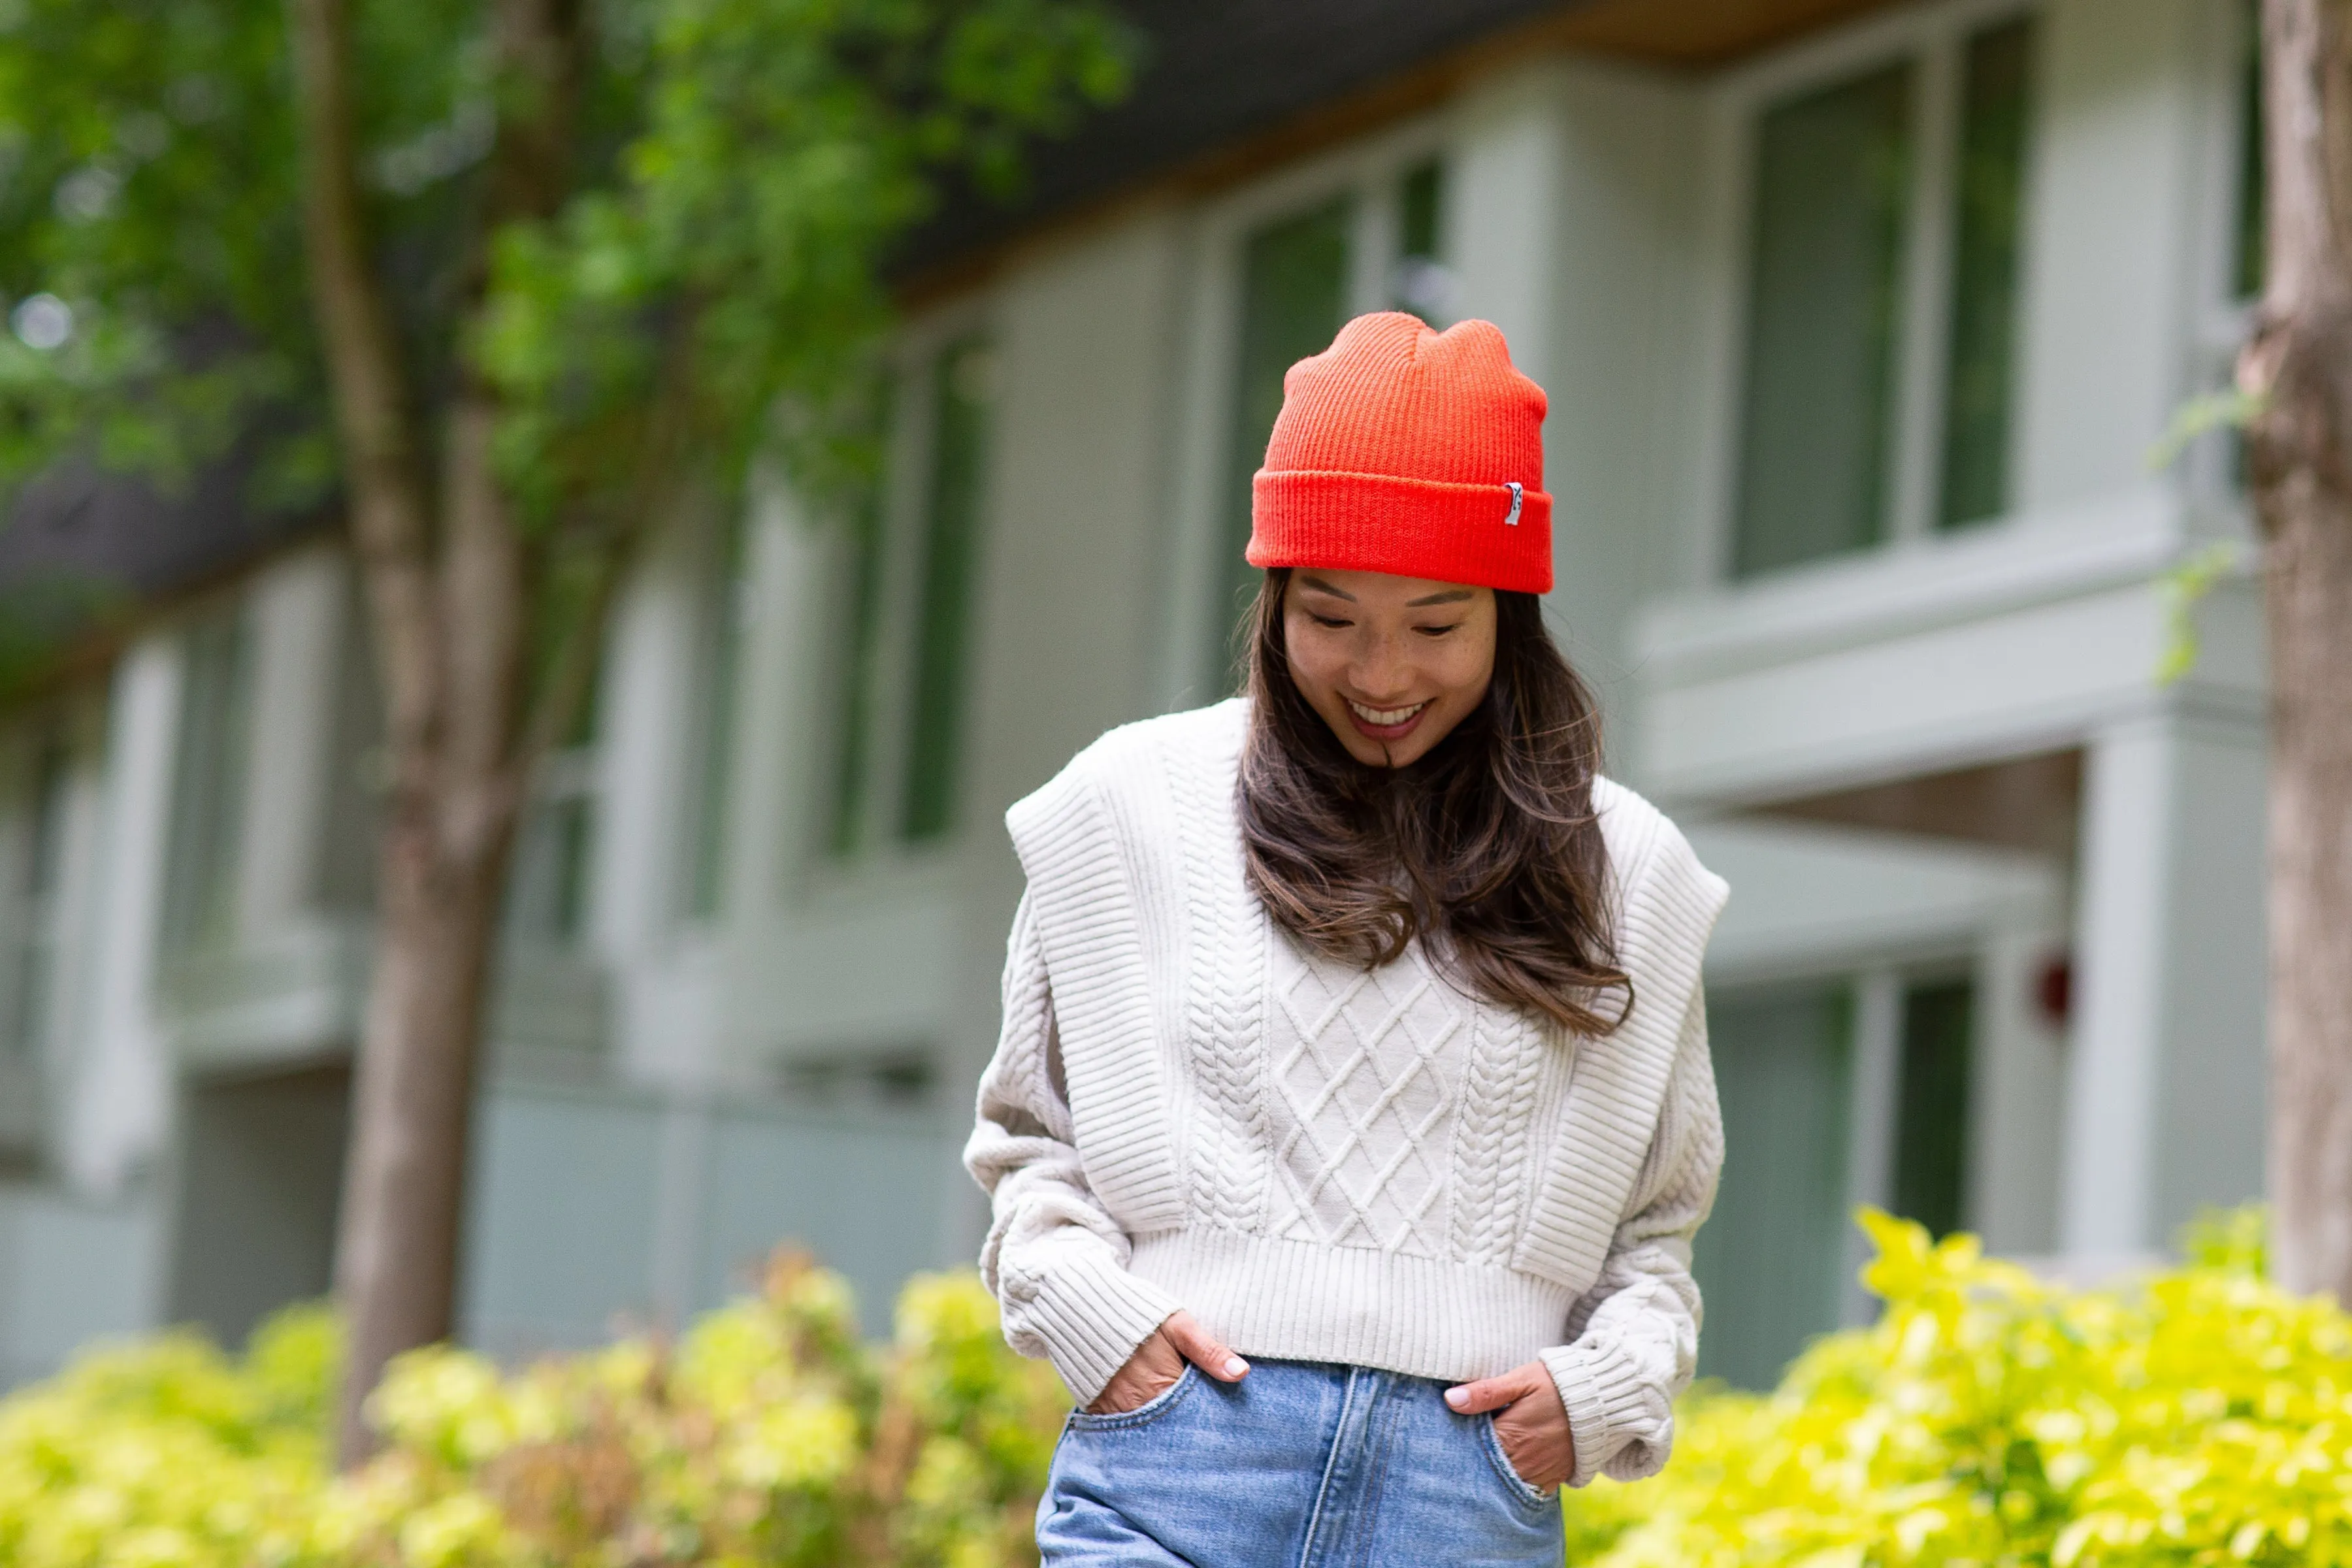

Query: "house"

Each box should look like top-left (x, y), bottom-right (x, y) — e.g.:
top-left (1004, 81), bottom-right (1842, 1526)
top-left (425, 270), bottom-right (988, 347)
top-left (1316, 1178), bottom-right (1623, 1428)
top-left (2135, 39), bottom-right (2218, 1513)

top-left (0, 0), bottom-right (2268, 1395)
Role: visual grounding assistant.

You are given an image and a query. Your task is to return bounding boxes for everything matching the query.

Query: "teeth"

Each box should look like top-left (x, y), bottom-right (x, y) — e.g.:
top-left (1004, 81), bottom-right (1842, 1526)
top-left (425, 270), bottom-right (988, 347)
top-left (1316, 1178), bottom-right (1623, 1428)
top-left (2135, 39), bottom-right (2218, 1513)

top-left (1348, 699), bottom-right (1429, 727)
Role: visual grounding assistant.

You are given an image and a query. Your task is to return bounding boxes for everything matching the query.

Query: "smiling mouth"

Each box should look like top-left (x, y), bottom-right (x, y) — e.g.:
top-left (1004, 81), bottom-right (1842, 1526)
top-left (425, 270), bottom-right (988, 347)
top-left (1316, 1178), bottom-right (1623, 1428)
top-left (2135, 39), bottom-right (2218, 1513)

top-left (1347, 698), bottom-right (1431, 730)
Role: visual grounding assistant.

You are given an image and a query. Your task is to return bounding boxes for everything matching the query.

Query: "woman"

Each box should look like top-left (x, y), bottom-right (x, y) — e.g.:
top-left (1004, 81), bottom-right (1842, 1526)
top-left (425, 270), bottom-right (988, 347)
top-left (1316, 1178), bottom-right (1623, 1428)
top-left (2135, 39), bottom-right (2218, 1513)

top-left (966, 312), bottom-right (1727, 1565)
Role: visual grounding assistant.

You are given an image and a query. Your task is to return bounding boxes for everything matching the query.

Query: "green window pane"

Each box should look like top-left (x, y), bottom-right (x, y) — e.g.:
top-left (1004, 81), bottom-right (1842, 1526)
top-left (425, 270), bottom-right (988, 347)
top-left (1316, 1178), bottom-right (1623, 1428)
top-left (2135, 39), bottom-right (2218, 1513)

top-left (1217, 198), bottom-right (1352, 690)
top-left (1691, 983), bottom-right (1855, 1391)
top-left (1399, 161), bottom-right (1443, 262)
top-left (900, 336), bottom-right (993, 844)
top-left (689, 514), bottom-right (747, 917)
top-left (1938, 19), bottom-right (2036, 532)
top-left (2236, 0), bottom-right (2266, 301)
top-left (825, 442), bottom-right (891, 860)
top-left (1893, 978), bottom-right (1975, 1240)
top-left (163, 606), bottom-right (253, 951)
top-left (1734, 64), bottom-right (1914, 578)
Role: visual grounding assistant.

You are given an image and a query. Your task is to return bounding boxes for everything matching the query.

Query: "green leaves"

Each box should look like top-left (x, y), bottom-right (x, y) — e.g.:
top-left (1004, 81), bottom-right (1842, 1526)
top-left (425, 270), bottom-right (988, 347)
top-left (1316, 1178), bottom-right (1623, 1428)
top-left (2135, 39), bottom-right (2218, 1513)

top-left (0, 0), bottom-right (1130, 623)
top-left (1569, 1206), bottom-right (2352, 1568)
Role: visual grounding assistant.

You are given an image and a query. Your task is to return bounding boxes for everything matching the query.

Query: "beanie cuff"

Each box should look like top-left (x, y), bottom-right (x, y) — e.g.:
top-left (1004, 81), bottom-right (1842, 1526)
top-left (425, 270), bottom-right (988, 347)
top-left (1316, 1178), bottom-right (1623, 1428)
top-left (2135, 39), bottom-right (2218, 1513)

top-left (1248, 469), bottom-right (1554, 595)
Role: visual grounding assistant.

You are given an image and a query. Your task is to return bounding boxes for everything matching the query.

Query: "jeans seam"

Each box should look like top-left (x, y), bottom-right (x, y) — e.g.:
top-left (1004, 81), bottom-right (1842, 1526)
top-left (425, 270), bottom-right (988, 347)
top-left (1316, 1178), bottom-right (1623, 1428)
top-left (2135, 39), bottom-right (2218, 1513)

top-left (1296, 1365), bottom-right (1361, 1567)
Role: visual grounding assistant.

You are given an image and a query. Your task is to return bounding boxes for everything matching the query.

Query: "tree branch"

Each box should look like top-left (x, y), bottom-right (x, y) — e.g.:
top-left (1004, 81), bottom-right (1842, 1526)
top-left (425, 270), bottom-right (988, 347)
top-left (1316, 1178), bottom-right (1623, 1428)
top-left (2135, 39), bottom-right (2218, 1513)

top-left (286, 0), bottom-right (442, 753)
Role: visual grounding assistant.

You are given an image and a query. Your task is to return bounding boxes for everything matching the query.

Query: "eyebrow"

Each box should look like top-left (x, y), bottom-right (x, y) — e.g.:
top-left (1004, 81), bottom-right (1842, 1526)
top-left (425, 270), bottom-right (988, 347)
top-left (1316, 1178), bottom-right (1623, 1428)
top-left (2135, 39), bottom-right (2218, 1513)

top-left (1298, 576), bottom-right (1475, 609)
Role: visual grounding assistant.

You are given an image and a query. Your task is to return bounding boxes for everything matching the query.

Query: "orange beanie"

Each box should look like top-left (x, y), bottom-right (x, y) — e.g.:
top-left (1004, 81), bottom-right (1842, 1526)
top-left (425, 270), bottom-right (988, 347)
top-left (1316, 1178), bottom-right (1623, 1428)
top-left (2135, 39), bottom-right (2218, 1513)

top-left (1247, 312), bottom-right (1552, 594)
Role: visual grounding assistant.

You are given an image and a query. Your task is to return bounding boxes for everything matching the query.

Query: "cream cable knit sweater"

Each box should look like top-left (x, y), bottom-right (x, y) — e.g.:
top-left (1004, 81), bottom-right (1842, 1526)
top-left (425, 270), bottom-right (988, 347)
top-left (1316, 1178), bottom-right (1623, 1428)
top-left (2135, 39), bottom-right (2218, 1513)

top-left (964, 700), bottom-right (1729, 1486)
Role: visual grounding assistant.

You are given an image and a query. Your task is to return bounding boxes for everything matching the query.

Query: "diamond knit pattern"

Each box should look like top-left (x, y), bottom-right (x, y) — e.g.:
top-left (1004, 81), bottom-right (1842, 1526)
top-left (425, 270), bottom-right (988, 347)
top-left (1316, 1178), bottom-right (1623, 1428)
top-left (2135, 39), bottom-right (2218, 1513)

top-left (1267, 933), bottom-right (1469, 1256)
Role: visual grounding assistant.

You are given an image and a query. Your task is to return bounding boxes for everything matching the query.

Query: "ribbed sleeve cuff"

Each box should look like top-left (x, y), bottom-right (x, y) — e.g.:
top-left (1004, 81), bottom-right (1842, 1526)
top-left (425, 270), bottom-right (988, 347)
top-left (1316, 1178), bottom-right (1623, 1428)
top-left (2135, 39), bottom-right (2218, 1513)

top-left (1022, 1250), bottom-right (1183, 1405)
top-left (1541, 1340), bottom-right (1670, 1488)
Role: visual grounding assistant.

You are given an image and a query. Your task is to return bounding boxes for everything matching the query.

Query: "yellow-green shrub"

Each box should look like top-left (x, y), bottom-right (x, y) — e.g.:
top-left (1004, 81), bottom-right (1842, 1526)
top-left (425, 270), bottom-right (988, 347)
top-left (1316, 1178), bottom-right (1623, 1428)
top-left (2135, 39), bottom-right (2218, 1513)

top-left (0, 1254), bottom-right (1066, 1568)
top-left (1567, 1208), bottom-right (2352, 1568)
top-left (8, 1213), bottom-right (2349, 1567)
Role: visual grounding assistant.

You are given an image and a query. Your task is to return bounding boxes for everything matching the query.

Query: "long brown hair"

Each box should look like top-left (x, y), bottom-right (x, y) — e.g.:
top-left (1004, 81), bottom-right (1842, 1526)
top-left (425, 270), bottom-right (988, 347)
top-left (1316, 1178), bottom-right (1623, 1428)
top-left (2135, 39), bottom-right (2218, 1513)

top-left (1237, 568), bottom-right (1631, 1037)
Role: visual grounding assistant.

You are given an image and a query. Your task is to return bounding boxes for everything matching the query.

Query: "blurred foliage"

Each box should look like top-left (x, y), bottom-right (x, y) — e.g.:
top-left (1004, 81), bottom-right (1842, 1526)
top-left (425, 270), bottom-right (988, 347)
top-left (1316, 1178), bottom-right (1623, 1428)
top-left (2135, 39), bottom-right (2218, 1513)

top-left (1567, 1205), bottom-right (2352, 1568)
top-left (13, 1213), bottom-right (2346, 1567)
top-left (0, 0), bottom-right (1130, 681)
top-left (0, 1254), bottom-right (1069, 1567)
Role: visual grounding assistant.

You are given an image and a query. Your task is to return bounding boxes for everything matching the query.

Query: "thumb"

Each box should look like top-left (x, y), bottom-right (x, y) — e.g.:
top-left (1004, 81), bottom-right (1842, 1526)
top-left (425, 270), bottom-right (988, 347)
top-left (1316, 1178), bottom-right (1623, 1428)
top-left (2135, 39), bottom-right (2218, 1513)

top-left (1444, 1367), bottom-right (1539, 1415)
top-left (1161, 1309), bottom-right (1250, 1382)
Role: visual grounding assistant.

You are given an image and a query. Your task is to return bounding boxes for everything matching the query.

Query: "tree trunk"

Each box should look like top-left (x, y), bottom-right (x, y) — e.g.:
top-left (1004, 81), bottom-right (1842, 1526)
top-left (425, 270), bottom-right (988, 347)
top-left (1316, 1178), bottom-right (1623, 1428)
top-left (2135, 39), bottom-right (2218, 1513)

top-left (2244, 0), bottom-right (2352, 1302)
top-left (331, 808), bottom-right (514, 1463)
top-left (290, 0), bottom-right (575, 1465)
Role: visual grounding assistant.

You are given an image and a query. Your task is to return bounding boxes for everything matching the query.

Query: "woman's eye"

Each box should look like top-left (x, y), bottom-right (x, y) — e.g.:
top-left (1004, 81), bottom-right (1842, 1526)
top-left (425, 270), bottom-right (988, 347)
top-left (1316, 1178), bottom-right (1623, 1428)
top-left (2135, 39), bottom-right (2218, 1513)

top-left (1309, 614), bottom-right (1352, 630)
top-left (1414, 622), bottom-right (1462, 638)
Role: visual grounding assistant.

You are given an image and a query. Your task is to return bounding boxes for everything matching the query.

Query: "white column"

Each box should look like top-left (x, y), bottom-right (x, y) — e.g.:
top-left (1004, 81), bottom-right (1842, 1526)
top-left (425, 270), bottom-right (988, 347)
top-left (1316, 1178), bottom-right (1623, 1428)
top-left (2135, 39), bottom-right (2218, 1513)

top-left (237, 548), bottom-right (347, 936)
top-left (589, 526), bottom-right (703, 968)
top-left (1968, 924), bottom-right (2070, 1256)
top-left (2012, 0), bottom-right (2211, 514)
top-left (2059, 709), bottom-right (2266, 1257)
top-left (1447, 59), bottom-right (1705, 764)
top-left (61, 634), bottom-right (180, 1197)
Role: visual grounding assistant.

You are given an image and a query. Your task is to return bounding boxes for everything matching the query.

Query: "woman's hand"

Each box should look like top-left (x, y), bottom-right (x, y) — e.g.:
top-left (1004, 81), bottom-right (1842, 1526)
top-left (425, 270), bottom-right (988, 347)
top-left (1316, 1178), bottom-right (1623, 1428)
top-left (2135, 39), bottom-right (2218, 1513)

top-left (1445, 1362), bottom-right (1575, 1491)
top-left (1085, 1309), bottom-right (1251, 1414)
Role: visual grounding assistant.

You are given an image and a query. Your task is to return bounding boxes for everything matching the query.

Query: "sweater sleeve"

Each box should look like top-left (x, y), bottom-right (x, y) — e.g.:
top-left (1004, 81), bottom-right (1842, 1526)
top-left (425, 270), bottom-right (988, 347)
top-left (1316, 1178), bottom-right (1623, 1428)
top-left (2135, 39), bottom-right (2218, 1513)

top-left (1539, 983), bottom-right (1723, 1486)
top-left (964, 891), bottom-right (1183, 1405)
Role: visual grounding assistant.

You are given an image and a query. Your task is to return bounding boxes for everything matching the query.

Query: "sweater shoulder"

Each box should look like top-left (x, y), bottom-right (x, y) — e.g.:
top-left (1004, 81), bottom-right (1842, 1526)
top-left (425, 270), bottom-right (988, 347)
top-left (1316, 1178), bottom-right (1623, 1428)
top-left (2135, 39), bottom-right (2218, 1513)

top-left (1005, 698), bottom-right (1245, 856)
top-left (1592, 776), bottom-right (1729, 930)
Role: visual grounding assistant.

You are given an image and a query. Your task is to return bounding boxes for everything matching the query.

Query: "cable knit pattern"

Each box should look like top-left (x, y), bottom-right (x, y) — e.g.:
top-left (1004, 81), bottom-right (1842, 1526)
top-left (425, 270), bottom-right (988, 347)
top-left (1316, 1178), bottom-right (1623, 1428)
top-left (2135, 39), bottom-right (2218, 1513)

top-left (968, 700), bottom-right (1729, 1484)
top-left (1450, 1001), bottom-right (1558, 1266)
top-left (1266, 934), bottom-right (1464, 1254)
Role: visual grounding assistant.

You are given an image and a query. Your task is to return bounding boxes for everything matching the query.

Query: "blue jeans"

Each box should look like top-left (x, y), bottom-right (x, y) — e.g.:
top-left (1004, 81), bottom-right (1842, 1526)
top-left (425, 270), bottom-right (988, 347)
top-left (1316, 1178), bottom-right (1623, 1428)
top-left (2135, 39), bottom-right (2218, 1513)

top-left (1037, 1359), bottom-right (1565, 1565)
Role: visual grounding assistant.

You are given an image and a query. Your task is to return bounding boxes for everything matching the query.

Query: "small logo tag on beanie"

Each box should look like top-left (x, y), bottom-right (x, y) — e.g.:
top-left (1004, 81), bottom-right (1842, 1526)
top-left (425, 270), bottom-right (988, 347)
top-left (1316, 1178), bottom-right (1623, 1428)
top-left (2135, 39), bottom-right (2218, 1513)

top-left (1503, 482), bottom-right (1524, 526)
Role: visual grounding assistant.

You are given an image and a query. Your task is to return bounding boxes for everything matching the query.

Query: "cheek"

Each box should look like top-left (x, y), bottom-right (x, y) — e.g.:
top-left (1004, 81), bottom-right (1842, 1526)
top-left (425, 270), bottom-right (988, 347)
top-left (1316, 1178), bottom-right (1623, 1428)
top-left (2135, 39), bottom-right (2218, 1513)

top-left (1284, 627), bottom-right (1347, 696)
top-left (1431, 637), bottom-right (1497, 704)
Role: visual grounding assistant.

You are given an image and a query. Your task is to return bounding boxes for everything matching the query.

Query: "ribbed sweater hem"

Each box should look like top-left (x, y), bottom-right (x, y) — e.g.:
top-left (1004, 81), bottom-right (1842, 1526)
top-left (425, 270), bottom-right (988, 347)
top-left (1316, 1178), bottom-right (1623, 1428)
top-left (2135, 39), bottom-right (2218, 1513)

top-left (1128, 1229), bottom-right (1575, 1385)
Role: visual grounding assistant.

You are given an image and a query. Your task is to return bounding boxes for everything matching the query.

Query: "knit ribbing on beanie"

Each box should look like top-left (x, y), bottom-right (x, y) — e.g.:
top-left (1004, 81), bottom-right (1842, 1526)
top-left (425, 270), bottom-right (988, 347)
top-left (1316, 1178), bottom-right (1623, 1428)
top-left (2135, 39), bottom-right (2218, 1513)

top-left (965, 699), bottom-right (1731, 1488)
top-left (1247, 312), bottom-right (1555, 593)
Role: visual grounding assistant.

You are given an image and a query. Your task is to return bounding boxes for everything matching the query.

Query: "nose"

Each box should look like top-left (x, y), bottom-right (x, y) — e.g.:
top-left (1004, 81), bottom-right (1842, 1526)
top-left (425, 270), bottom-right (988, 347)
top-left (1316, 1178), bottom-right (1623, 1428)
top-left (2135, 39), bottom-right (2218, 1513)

top-left (1348, 632), bottom-right (1414, 702)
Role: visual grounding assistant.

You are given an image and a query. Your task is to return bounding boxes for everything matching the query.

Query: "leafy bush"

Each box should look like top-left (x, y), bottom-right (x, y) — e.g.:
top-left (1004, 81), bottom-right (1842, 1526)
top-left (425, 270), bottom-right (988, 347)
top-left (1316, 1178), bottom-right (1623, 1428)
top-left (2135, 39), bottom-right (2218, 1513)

top-left (0, 1254), bottom-right (1066, 1567)
top-left (1567, 1208), bottom-right (2352, 1568)
top-left (7, 1213), bottom-right (2347, 1567)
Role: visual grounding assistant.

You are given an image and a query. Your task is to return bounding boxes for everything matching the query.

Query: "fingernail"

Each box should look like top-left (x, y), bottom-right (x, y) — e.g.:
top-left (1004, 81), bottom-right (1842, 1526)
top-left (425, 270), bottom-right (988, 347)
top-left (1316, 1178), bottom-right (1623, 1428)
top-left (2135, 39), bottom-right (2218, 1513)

top-left (1224, 1356), bottom-right (1248, 1377)
top-left (1445, 1388), bottom-right (1469, 1410)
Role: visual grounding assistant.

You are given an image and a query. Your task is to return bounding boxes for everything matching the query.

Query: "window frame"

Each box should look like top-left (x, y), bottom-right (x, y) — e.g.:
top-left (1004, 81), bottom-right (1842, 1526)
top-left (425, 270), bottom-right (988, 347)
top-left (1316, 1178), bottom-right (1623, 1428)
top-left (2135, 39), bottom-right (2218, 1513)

top-left (1160, 116), bottom-right (1458, 711)
top-left (1692, 0), bottom-right (2045, 587)
top-left (813, 299), bottom-right (998, 877)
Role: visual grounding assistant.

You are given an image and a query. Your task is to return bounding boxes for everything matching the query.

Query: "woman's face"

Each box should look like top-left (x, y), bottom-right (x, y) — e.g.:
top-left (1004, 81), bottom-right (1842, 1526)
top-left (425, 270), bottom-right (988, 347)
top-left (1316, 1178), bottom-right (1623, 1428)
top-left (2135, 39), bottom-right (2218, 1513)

top-left (1283, 568), bottom-right (1497, 768)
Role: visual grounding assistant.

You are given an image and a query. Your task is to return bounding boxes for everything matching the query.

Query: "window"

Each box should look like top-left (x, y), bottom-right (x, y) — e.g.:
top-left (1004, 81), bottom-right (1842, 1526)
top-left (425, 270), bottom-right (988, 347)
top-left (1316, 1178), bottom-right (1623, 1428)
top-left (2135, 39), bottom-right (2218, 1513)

top-left (505, 692), bottom-right (596, 947)
top-left (825, 474), bottom-right (888, 859)
top-left (163, 604), bottom-right (253, 951)
top-left (1730, 12), bottom-right (2038, 578)
top-left (0, 722), bottom-right (66, 1164)
top-left (825, 334), bottom-right (996, 858)
top-left (1211, 156), bottom-right (1451, 689)
top-left (1893, 977), bottom-right (1975, 1239)
top-left (1691, 981), bottom-right (1856, 1391)
top-left (1693, 967), bottom-right (1980, 1390)
top-left (901, 336), bottom-right (994, 843)
top-left (1217, 198), bottom-right (1355, 668)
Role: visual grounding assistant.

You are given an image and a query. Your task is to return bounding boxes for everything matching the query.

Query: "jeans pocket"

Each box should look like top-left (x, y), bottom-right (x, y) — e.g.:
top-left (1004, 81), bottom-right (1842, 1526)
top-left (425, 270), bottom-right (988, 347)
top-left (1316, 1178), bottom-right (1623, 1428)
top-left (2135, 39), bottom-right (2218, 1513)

top-left (1478, 1413), bottom-right (1556, 1512)
top-left (1065, 1364), bottom-right (1199, 1431)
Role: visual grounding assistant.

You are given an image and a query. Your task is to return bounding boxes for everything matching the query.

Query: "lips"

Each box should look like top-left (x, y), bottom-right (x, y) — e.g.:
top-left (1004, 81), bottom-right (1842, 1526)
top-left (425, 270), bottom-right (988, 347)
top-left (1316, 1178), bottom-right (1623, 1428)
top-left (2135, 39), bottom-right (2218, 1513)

top-left (1345, 697), bottom-right (1432, 742)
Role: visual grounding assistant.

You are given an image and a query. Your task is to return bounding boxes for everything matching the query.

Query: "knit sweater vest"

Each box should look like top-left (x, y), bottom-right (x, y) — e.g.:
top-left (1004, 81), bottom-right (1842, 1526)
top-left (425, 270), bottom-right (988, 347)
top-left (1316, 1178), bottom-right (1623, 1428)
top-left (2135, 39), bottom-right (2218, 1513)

top-left (966, 700), bottom-right (1729, 1486)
